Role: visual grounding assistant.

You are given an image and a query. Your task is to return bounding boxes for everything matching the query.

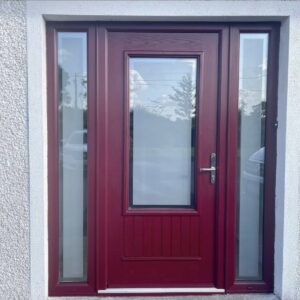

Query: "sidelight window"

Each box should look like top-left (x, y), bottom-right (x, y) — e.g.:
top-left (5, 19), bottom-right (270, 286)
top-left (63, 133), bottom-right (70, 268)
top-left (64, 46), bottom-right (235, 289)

top-left (236, 33), bottom-right (269, 280)
top-left (57, 31), bottom-right (88, 282)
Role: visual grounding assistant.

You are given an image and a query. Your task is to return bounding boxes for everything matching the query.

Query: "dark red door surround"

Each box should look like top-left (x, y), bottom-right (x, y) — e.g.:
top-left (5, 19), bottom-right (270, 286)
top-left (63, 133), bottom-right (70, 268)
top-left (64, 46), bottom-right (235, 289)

top-left (47, 22), bottom-right (279, 296)
top-left (107, 31), bottom-right (221, 287)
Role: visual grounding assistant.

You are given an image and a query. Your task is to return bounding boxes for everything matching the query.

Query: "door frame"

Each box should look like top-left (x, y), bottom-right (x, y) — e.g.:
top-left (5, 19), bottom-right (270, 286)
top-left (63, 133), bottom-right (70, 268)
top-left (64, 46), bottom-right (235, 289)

top-left (106, 31), bottom-right (224, 289)
top-left (98, 23), bottom-right (229, 293)
top-left (46, 22), bottom-right (279, 296)
top-left (226, 23), bottom-right (279, 293)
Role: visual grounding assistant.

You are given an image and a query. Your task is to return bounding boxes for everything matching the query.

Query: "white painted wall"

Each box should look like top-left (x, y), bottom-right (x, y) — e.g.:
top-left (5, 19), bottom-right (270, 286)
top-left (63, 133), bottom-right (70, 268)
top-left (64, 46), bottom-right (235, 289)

top-left (25, 1), bottom-right (300, 300)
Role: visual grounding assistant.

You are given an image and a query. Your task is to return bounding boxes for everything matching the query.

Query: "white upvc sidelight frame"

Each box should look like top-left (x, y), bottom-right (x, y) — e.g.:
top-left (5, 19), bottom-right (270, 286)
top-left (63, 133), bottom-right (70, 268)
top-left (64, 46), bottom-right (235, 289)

top-left (27, 1), bottom-right (300, 299)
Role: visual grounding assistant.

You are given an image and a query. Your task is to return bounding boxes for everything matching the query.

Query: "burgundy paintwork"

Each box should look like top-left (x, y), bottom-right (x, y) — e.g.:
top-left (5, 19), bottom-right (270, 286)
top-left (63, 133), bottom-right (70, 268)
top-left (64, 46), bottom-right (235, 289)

top-left (107, 31), bottom-right (220, 287)
top-left (46, 22), bottom-right (279, 296)
top-left (225, 24), bottom-right (280, 294)
top-left (47, 24), bottom-right (97, 296)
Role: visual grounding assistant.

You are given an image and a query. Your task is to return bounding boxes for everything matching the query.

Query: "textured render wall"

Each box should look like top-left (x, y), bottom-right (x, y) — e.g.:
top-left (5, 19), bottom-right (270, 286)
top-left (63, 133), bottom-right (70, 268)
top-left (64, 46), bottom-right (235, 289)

top-left (0, 0), bottom-right (30, 299)
top-left (279, 15), bottom-right (300, 300)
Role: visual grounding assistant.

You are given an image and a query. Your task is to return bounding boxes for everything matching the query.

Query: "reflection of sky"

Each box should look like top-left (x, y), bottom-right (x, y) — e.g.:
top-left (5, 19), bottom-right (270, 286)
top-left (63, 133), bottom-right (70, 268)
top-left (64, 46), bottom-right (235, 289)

top-left (130, 58), bottom-right (197, 121)
top-left (58, 32), bottom-right (87, 110)
top-left (130, 58), bottom-right (197, 206)
top-left (239, 34), bottom-right (268, 116)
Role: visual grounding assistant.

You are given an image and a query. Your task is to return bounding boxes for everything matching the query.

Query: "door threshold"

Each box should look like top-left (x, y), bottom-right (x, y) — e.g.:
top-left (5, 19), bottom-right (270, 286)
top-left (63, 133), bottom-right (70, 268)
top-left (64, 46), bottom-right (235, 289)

top-left (98, 287), bottom-right (225, 294)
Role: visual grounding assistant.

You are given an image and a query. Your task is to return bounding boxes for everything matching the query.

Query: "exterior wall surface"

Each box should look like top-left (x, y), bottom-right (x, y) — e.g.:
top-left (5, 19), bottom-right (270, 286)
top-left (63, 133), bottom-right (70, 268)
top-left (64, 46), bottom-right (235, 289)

top-left (0, 0), bottom-right (299, 299)
top-left (0, 0), bottom-right (30, 299)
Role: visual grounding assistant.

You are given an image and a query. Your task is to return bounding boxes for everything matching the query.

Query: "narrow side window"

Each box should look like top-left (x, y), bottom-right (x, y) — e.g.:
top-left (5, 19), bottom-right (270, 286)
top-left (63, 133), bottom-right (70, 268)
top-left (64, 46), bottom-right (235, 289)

top-left (236, 33), bottom-right (269, 280)
top-left (57, 32), bottom-right (88, 282)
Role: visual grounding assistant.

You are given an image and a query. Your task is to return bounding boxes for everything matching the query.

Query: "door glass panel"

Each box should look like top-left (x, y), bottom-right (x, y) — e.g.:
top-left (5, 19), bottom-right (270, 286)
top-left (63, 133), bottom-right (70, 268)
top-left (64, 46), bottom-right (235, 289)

top-left (236, 33), bottom-right (268, 280)
top-left (129, 57), bottom-right (197, 207)
top-left (57, 32), bottom-right (87, 281)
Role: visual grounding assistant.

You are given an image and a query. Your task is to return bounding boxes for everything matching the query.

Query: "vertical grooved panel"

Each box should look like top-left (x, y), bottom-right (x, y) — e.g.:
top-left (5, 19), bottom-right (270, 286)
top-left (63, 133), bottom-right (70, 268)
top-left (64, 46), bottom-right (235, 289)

top-left (171, 216), bottom-right (181, 256)
top-left (124, 217), bottom-right (134, 257)
top-left (181, 216), bottom-right (191, 256)
top-left (162, 216), bottom-right (172, 257)
top-left (152, 217), bottom-right (162, 256)
top-left (124, 215), bottom-right (202, 258)
top-left (134, 216), bottom-right (144, 257)
top-left (143, 217), bottom-right (152, 257)
top-left (190, 217), bottom-right (200, 256)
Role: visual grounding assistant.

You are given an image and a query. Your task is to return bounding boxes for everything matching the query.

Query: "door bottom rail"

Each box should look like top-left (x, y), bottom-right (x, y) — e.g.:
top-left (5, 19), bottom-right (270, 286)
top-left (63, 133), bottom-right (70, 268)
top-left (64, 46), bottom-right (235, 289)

top-left (98, 287), bottom-right (225, 294)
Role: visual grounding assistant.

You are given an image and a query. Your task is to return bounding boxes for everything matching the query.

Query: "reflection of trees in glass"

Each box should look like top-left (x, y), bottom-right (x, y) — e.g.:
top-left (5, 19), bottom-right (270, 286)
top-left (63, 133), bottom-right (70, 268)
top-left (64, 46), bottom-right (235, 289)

top-left (130, 69), bottom-right (196, 122)
top-left (169, 73), bottom-right (196, 120)
top-left (58, 65), bottom-right (88, 145)
top-left (80, 77), bottom-right (87, 108)
top-left (145, 73), bottom-right (196, 121)
top-left (58, 65), bottom-right (71, 109)
top-left (58, 64), bottom-right (87, 110)
top-left (238, 89), bottom-right (266, 117)
top-left (239, 60), bottom-right (267, 118)
top-left (238, 87), bottom-right (266, 147)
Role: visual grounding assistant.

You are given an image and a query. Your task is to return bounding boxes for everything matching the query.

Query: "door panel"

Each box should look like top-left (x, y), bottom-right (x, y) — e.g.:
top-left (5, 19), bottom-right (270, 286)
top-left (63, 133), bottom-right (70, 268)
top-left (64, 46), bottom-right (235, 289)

top-left (123, 216), bottom-right (201, 258)
top-left (107, 32), bottom-right (219, 287)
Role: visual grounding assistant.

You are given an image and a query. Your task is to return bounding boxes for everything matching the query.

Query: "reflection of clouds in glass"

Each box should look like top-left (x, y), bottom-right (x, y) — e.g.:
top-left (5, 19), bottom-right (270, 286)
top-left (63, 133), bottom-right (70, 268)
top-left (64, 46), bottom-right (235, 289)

top-left (130, 71), bottom-right (195, 121)
top-left (238, 35), bottom-right (268, 118)
top-left (186, 59), bottom-right (197, 77)
top-left (259, 62), bottom-right (267, 73)
top-left (58, 48), bottom-right (72, 63)
top-left (58, 34), bottom-right (87, 111)
top-left (130, 69), bottom-right (147, 90)
top-left (239, 89), bottom-right (265, 116)
top-left (151, 94), bottom-right (183, 122)
top-left (239, 61), bottom-right (267, 116)
top-left (130, 69), bottom-right (148, 110)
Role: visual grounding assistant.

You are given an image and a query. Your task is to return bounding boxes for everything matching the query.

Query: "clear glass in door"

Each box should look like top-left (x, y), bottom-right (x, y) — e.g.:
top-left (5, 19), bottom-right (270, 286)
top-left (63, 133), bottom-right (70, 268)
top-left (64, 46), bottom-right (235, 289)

top-left (129, 57), bottom-right (197, 207)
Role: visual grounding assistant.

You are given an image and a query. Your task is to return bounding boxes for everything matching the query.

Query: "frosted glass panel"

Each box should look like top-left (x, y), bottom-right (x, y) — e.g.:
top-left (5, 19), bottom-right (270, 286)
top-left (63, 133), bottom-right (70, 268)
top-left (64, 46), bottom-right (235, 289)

top-left (129, 57), bottom-right (197, 207)
top-left (236, 34), bottom-right (268, 280)
top-left (58, 32), bottom-right (87, 281)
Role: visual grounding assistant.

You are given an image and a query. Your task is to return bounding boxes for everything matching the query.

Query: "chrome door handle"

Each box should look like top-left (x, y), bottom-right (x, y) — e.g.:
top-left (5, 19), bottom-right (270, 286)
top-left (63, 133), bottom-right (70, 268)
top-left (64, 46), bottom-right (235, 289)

top-left (199, 153), bottom-right (216, 184)
top-left (200, 167), bottom-right (216, 172)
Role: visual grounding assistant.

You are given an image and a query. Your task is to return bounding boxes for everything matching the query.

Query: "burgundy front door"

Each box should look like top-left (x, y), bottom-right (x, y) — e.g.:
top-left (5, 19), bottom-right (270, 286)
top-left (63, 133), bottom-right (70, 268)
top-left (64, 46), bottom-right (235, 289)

top-left (106, 30), bottom-right (222, 288)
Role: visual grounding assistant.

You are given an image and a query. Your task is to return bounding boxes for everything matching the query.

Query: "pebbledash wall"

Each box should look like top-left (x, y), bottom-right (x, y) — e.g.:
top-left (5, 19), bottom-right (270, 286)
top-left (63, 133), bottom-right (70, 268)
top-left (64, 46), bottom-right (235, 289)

top-left (0, 0), bottom-right (30, 299)
top-left (0, 0), bottom-right (299, 299)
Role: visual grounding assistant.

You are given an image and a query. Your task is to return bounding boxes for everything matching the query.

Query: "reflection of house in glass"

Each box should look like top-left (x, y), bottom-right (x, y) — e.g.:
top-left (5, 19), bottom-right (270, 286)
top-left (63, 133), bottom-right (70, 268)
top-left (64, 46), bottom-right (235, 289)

top-left (61, 129), bottom-right (88, 170)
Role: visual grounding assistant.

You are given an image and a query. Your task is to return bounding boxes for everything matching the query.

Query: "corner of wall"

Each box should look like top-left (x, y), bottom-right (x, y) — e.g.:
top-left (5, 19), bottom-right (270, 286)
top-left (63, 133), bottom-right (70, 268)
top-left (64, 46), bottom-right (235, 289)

top-left (27, 4), bottom-right (48, 300)
top-left (275, 14), bottom-right (300, 300)
top-left (273, 17), bottom-right (289, 299)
